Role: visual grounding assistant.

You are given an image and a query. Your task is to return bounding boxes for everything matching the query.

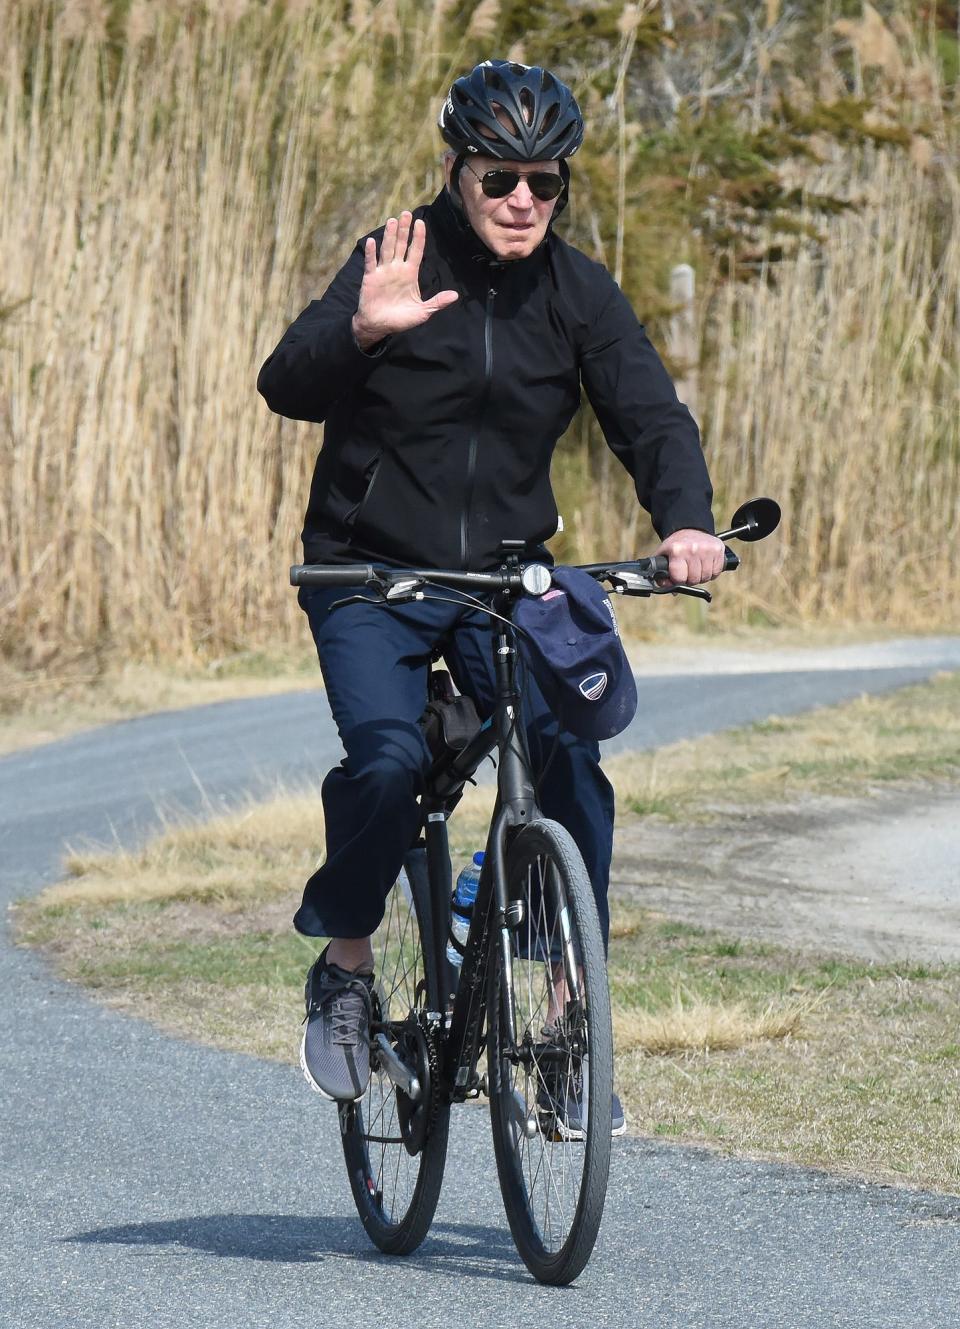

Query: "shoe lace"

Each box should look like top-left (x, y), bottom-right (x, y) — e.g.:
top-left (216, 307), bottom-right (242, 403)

top-left (328, 979), bottom-right (372, 1048)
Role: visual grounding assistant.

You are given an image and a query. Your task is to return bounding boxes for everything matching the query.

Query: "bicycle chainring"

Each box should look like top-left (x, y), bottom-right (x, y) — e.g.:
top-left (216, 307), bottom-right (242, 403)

top-left (394, 1013), bottom-right (441, 1157)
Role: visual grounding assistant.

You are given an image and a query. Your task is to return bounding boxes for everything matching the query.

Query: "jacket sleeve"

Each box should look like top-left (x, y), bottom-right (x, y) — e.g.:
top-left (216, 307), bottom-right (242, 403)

top-left (257, 241), bottom-right (387, 423)
top-left (579, 277), bottom-right (715, 539)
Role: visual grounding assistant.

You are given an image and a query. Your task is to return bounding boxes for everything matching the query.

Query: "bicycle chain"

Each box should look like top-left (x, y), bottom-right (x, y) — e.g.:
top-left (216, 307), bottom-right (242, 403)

top-left (418, 1010), bottom-right (443, 1134)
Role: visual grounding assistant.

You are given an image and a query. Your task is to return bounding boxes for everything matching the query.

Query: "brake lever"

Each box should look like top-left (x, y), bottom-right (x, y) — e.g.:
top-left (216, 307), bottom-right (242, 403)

top-left (654, 583), bottom-right (713, 602)
top-left (329, 574), bottom-right (429, 612)
top-left (329, 592), bottom-right (384, 612)
top-left (606, 570), bottom-right (656, 597)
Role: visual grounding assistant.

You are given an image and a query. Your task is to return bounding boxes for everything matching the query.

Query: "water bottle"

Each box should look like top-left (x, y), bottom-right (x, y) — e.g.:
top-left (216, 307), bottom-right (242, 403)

top-left (446, 851), bottom-right (484, 968)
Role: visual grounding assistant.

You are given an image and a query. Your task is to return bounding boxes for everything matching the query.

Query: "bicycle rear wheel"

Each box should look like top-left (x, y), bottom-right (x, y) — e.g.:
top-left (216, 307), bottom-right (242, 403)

top-left (487, 819), bottom-right (613, 1285)
top-left (339, 846), bottom-right (449, 1255)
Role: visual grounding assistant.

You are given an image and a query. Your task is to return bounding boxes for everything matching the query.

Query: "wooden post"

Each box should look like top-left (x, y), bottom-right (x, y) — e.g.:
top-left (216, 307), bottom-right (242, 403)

top-left (669, 262), bottom-right (699, 423)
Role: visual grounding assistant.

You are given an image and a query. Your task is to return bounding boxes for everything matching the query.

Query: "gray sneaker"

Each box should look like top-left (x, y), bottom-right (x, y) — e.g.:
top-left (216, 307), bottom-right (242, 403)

top-left (535, 1035), bottom-right (627, 1140)
top-left (300, 947), bottom-right (374, 1101)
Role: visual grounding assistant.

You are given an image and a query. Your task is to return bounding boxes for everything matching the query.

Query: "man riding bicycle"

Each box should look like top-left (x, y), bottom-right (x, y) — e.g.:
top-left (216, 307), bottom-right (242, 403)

top-left (257, 59), bottom-right (724, 1130)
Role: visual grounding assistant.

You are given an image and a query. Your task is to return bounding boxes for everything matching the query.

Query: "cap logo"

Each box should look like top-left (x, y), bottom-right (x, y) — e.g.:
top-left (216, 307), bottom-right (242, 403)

top-left (579, 672), bottom-right (607, 701)
top-left (603, 596), bottom-right (620, 637)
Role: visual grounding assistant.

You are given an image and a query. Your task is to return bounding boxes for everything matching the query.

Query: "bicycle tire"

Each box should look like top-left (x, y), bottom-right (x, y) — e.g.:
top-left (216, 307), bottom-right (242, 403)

top-left (487, 818), bottom-right (613, 1285)
top-left (340, 847), bottom-right (450, 1255)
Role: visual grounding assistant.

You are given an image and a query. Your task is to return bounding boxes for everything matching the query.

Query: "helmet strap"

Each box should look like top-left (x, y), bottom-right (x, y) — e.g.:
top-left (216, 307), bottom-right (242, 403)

top-left (553, 158), bottom-right (572, 219)
top-left (446, 151), bottom-right (468, 214)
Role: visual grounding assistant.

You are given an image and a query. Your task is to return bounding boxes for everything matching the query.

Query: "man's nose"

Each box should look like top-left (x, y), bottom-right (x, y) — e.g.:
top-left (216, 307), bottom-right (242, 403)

top-left (508, 178), bottom-right (535, 208)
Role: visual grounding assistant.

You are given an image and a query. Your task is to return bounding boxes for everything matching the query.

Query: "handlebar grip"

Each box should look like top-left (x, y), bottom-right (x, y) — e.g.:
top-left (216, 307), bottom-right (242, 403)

top-left (639, 551), bottom-right (738, 578)
top-left (633, 554), bottom-right (670, 577)
top-left (290, 563), bottom-right (376, 587)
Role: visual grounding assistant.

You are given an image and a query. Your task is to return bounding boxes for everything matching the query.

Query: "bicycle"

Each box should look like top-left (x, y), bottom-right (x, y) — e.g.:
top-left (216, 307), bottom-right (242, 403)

top-left (290, 496), bottom-right (780, 1285)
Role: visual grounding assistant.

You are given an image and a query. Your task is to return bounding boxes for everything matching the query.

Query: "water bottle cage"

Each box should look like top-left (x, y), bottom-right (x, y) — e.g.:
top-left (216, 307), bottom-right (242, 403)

top-left (448, 900), bottom-right (475, 955)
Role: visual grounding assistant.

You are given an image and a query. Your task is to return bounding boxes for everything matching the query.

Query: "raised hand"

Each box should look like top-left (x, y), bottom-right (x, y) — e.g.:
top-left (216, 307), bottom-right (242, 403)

top-left (351, 211), bottom-right (459, 350)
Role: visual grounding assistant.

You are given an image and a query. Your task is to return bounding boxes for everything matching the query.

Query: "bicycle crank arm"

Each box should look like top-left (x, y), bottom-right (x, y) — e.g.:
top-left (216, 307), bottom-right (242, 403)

top-left (372, 1032), bottom-right (421, 1101)
top-left (508, 1088), bottom-right (540, 1140)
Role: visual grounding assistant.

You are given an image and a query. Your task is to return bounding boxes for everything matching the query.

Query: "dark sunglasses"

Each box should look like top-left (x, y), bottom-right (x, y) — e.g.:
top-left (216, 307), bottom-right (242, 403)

top-left (463, 162), bottom-right (564, 202)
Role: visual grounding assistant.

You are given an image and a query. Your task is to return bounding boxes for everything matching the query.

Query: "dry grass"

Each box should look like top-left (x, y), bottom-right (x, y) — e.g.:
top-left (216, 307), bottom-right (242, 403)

top-left (607, 670), bottom-right (960, 819)
top-left (618, 971), bottom-right (960, 1190)
top-left (53, 793), bottom-right (327, 907)
top-left (613, 993), bottom-right (806, 1055)
top-left (0, 2), bottom-right (958, 679)
top-left (37, 776), bottom-right (494, 911)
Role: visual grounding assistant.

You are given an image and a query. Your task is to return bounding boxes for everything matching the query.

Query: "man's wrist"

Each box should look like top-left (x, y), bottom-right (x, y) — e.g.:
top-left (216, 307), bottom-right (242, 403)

top-left (351, 314), bottom-right (383, 354)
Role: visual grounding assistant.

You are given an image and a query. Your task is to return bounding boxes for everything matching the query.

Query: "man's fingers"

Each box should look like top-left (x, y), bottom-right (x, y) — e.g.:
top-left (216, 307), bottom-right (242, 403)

top-left (406, 217), bottom-right (426, 269)
top-left (379, 216), bottom-right (398, 264)
top-left (668, 556), bottom-right (689, 585)
top-left (424, 289), bottom-right (459, 313)
top-left (655, 530), bottom-right (728, 586)
top-left (362, 236), bottom-right (377, 275)
top-left (395, 210), bottom-right (413, 261)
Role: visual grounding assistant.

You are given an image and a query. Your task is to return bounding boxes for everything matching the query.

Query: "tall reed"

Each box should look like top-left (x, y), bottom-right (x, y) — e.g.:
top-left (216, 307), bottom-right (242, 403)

top-left (0, 1), bottom-right (468, 664)
top-left (703, 147), bottom-right (960, 627)
top-left (1, 1), bottom-right (956, 672)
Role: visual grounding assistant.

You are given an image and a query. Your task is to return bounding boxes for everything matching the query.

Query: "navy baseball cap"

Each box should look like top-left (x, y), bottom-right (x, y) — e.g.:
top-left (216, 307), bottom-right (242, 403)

top-left (514, 566), bottom-right (637, 740)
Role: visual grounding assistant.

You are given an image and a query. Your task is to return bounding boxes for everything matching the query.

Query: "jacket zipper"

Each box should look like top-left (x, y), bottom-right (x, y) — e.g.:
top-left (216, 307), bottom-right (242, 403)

top-left (460, 283), bottom-right (496, 568)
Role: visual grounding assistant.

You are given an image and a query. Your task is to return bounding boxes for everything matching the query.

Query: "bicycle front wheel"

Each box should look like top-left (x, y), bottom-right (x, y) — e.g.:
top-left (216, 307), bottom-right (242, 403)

top-left (339, 847), bottom-right (449, 1255)
top-left (487, 819), bottom-right (613, 1285)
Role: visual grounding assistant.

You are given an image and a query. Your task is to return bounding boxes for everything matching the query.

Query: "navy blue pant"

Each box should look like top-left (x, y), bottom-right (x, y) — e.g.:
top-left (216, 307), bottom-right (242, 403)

top-left (295, 585), bottom-right (615, 946)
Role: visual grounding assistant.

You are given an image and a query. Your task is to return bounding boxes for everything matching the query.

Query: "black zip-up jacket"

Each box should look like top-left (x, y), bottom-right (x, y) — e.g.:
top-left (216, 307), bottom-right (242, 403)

top-left (257, 189), bottom-right (714, 570)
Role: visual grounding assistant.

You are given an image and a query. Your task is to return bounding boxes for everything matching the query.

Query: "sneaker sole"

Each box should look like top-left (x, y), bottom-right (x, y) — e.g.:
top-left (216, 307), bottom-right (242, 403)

top-left (538, 1112), bottom-right (628, 1141)
top-left (298, 1031), bottom-right (337, 1101)
top-left (298, 1030), bottom-right (370, 1103)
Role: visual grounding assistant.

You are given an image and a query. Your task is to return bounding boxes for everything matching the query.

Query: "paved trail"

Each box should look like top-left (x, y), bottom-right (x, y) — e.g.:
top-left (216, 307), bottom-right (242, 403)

top-left (3, 638), bottom-right (960, 1328)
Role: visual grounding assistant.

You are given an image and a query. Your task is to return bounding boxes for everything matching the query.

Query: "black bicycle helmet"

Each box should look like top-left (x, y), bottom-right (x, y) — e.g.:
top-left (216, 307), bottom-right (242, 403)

top-left (439, 60), bottom-right (584, 161)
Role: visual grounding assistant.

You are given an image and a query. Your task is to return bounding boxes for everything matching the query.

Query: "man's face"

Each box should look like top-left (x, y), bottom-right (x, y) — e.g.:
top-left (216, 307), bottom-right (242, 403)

top-left (445, 153), bottom-right (561, 261)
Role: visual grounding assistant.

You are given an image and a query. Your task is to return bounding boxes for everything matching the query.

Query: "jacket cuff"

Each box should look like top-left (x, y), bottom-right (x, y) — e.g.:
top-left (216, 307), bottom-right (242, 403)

top-left (349, 319), bottom-right (390, 359)
top-left (655, 505), bottom-right (716, 540)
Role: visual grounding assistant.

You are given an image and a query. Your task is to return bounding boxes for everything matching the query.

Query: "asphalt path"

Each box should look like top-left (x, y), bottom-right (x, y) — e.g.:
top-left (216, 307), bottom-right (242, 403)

top-left (3, 639), bottom-right (960, 1327)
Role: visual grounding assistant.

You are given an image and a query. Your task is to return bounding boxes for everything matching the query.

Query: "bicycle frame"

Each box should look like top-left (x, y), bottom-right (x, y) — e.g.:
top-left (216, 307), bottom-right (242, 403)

top-left (291, 495), bottom-right (779, 1279)
top-left (419, 605), bottom-right (545, 1101)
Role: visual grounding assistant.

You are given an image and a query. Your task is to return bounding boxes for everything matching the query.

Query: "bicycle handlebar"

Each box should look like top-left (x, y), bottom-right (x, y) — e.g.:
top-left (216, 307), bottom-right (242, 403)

top-left (289, 548), bottom-right (740, 593)
top-left (289, 557), bottom-right (671, 591)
